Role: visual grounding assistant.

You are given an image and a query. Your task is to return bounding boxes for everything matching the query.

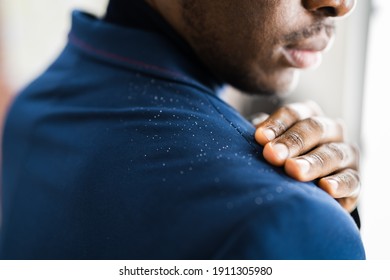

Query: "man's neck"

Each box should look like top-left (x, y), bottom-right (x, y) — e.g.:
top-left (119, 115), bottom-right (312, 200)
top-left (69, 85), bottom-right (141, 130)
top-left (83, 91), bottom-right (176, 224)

top-left (103, 0), bottom-right (223, 91)
top-left (104, 0), bottom-right (162, 32)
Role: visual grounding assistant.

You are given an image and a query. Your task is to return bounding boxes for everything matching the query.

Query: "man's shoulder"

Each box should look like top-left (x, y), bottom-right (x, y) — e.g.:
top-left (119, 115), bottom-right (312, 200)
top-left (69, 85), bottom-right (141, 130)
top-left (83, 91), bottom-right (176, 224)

top-left (211, 176), bottom-right (366, 259)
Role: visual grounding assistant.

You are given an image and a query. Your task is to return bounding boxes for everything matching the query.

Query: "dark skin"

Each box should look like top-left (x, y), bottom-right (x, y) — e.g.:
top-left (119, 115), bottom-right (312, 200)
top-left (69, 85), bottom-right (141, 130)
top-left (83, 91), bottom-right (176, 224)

top-left (146, 0), bottom-right (359, 212)
top-left (253, 100), bottom-right (359, 212)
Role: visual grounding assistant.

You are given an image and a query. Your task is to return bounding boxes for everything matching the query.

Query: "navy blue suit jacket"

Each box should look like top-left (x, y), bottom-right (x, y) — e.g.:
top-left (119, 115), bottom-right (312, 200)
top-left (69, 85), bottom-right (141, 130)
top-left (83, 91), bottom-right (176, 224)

top-left (0, 10), bottom-right (365, 259)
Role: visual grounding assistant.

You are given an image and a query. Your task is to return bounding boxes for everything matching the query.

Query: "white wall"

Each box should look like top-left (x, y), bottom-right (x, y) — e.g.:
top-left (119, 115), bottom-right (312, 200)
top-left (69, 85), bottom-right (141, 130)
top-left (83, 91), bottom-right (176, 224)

top-left (360, 0), bottom-right (390, 260)
top-left (0, 0), bottom-right (108, 93)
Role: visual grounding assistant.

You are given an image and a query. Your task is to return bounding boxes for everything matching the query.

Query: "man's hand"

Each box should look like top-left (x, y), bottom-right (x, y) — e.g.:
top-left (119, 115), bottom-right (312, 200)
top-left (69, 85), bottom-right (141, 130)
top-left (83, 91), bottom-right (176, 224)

top-left (252, 100), bottom-right (360, 213)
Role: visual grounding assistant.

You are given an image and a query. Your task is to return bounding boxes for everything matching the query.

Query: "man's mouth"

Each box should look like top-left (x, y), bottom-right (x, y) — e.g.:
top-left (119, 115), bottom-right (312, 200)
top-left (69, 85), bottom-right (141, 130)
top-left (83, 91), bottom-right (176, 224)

top-left (282, 35), bottom-right (334, 69)
top-left (282, 48), bottom-right (323, 69)
top-left (280, 21), bottom-right (335, 69)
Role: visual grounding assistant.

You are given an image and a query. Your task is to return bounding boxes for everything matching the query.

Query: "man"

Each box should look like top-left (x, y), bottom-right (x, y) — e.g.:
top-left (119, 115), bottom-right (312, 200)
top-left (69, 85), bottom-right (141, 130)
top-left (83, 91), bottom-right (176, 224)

top-left (0, 0), bottom-right (364, 259)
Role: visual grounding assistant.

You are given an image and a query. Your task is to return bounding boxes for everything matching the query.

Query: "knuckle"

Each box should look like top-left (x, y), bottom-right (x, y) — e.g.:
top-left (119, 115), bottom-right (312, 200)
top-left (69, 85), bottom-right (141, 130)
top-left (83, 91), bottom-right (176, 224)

top-left (267, 119), bottom-right (287, 136)
top-left (326, 143), bottom-right (347, 163)
top-left (346, 169), bottom-right (360, 183)
top-left (336, 170), bottom-right (360, 194)
top-left (267, 105), bottom-right (302, 136)
top-left (349, 144), bottom-right (360, 170)
top-left (306, 143), bottom-right (354, 172)
top-left (326, 143), bottom-right (358, 169)
top-left (303, 117), bottom-right (324, 134)
top-left (279, 106), bottom-right (299, 120)
top-left (278, 117), bottom-right (325, 154)
top-left (306, 151), bottom-right (328, 168)
top-left (350, 143), bottom-right (360, 158)
top-left (280, 131), bottom-right (305, 152)
top-left (338, 173), bottom-right (352, 188)
top-left (327, 143), bottom-right (359, 169)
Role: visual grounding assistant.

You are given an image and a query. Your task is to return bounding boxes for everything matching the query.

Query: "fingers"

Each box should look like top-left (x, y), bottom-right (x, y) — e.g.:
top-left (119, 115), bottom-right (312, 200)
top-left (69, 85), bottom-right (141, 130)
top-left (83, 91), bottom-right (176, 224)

top-left (263, 117), bottom-right (344, 166)
top-left (284, 142), bottom-right (359, 181)
top-left (255, 100), bottom-right (323, 146)
top-left (318, 169), bottom-right (360, 198)
top-left (319, 169), bottom-right (360, 212)
top-left (251, 100), bottom-right (361, 213)
top-left (285, 145), bottom-right (360, 213)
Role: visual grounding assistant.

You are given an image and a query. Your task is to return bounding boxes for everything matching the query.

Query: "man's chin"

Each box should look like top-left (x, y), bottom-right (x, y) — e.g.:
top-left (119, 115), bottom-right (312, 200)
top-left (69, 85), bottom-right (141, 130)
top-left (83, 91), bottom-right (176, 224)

top-left (231, 71), bottom-right (300, 98)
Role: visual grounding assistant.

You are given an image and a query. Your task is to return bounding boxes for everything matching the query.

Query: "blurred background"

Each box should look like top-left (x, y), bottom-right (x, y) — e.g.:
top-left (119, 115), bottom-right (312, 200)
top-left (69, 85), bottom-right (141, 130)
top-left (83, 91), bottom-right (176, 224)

top-left (0, 0), bottom-right (388, 259)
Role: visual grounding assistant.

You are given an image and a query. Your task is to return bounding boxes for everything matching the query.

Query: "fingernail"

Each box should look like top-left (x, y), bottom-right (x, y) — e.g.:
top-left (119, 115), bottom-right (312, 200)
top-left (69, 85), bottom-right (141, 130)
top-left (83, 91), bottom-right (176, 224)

top-left (295, 159), bottom-right (310, 175)
top-left (326, 179), bottom-right (339, 193)
top-left (272, 143), bottom-right (289, 160)
top-left (262, 129), bottom-right (275, 141)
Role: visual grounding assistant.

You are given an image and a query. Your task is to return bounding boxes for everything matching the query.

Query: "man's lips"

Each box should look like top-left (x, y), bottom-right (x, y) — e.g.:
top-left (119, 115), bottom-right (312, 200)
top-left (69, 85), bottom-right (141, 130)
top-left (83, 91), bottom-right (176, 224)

top-left (282, 36), bottom-right (333, 69)
top-left (282, 48), bottom-right (323, 69)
